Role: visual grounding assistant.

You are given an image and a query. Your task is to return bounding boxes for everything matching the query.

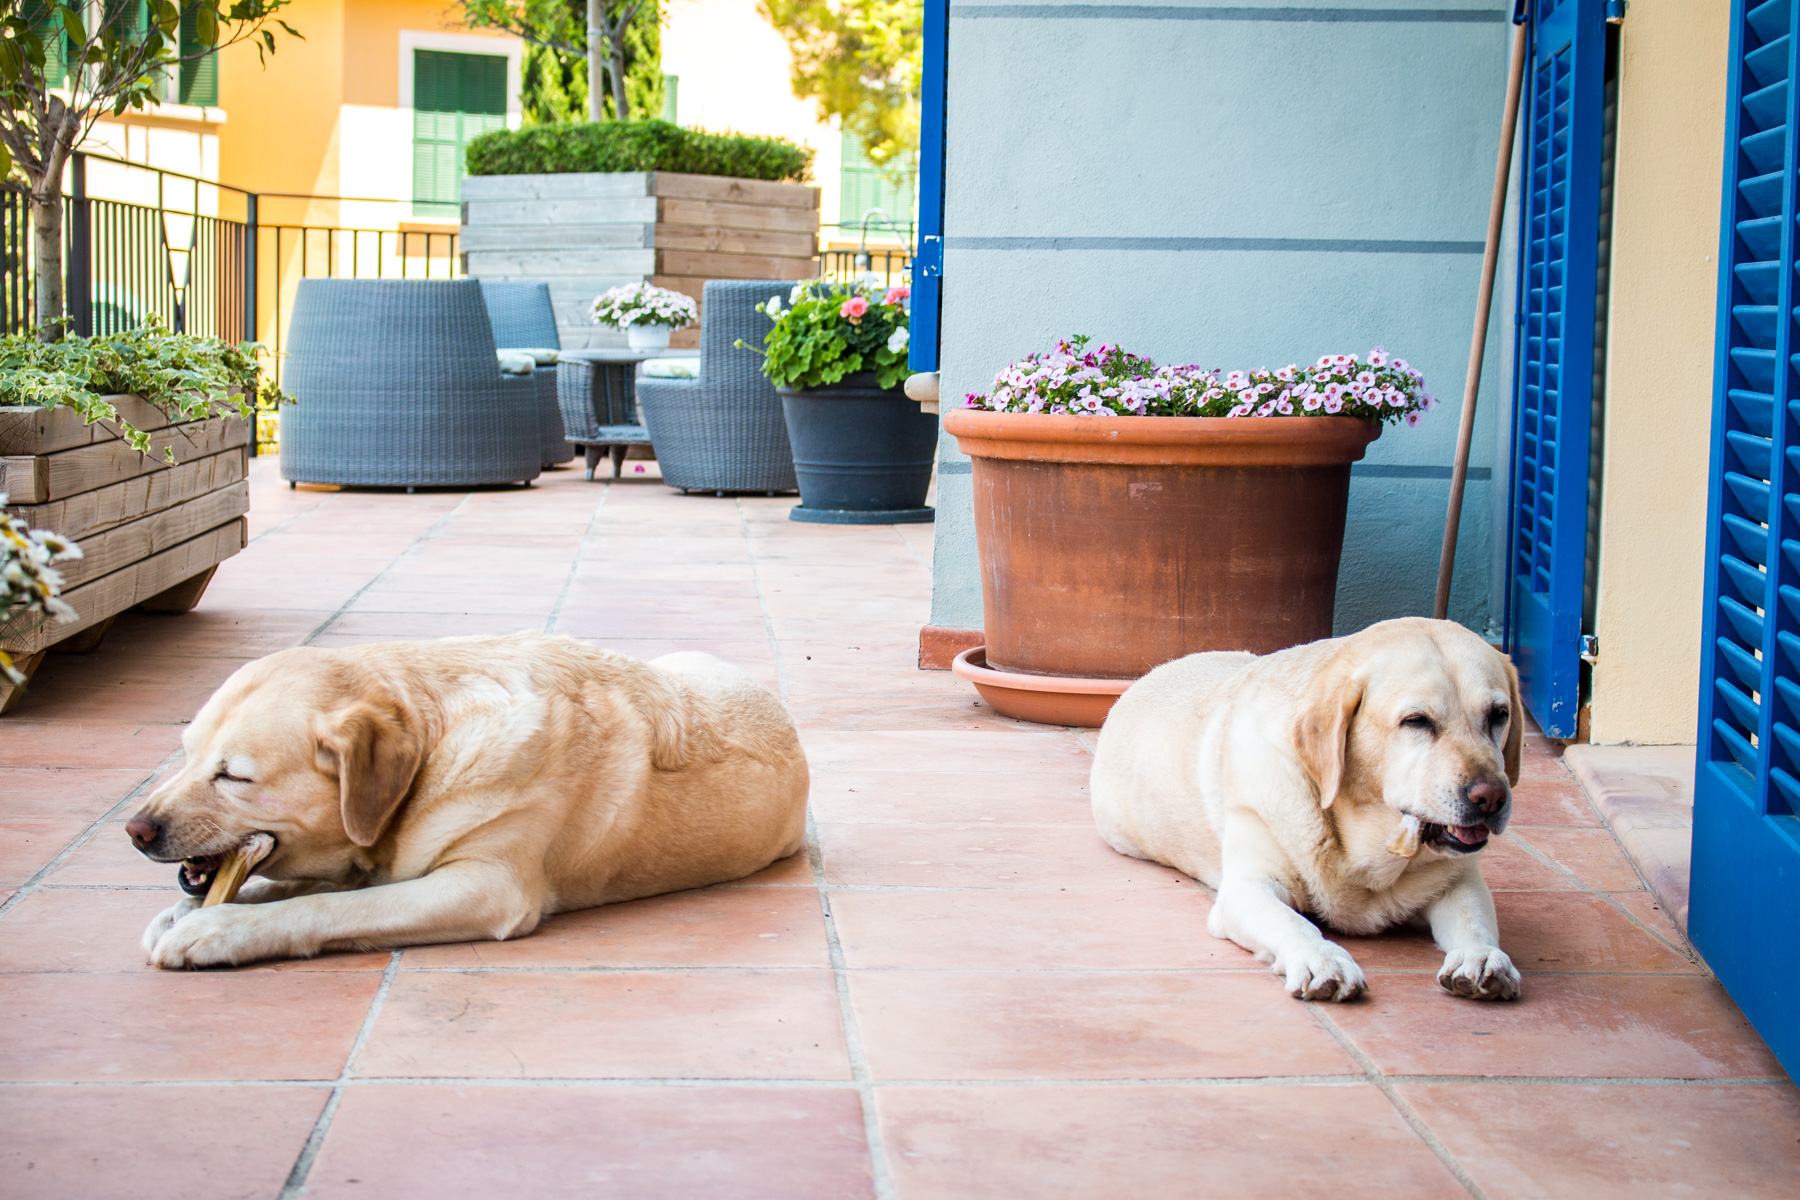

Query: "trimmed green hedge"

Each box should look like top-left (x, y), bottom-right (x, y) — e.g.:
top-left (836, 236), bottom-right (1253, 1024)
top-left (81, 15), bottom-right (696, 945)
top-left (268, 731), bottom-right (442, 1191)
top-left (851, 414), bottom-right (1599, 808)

top-left (466, 121), bottom-right (814, 183)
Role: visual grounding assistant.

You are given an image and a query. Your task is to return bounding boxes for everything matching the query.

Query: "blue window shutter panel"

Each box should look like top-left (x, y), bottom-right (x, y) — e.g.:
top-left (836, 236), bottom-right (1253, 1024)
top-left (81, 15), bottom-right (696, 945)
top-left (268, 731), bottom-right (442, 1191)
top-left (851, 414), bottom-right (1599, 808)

top-left (1505, 0), bottom-right (1608, 737)
top-left (909, 0), bottom-right (948, 374)
top-left (1690, 0), bottom-right (1800, 1086)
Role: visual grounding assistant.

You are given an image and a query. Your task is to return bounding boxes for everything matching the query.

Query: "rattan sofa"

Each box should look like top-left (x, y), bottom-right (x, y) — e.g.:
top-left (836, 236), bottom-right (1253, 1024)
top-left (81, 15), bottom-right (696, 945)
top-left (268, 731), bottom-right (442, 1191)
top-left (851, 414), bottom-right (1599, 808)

top-left (280, 279), bottom-right (540, 489)
top-left (479, 279), bottom-right (573, 468)
top-left (634, 279), bottom-right (799, 494)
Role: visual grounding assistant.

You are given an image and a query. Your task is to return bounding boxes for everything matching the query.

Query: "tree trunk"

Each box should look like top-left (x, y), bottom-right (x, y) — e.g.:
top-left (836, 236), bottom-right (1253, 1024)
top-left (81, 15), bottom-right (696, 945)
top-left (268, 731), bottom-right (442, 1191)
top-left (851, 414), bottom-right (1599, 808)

top-left (609, 41), bottom-right (630, 121)
top-left (586, 0), bottom-right (606, 123)
top-left (31, 191), bottom-right (64, 342)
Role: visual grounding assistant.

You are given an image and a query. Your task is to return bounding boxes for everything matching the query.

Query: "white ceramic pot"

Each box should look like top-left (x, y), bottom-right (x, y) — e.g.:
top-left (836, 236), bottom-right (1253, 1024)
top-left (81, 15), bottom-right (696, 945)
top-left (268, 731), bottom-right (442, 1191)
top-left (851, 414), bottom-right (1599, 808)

top-left (627, 324), bottom-right (673, 352)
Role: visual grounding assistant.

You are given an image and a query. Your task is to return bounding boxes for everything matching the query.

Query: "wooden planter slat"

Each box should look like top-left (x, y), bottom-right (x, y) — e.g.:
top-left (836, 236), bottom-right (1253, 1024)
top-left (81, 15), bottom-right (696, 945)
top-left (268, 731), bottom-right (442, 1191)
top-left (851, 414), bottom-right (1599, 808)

top-left (657, 198), bottom-right (823, 235)
top-left (0, 396), bottom-right (178, 457)
top-left (0, 517), bottom-right (246, 655)
top-left (49, 481), bottom-right (249, 591)
top-left (7, 445), bottom-right (246, 545)
top-left (0, 415), bottom-right (249, 505)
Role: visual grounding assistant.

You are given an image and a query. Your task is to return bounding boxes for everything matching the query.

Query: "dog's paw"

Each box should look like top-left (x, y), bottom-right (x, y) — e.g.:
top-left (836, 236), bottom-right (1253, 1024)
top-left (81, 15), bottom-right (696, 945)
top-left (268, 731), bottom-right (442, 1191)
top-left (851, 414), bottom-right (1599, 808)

top-left (1277, 943), bottom-right (1368, 1002)
top-left (149, 905), bottom-right (268, 970)
top-left (1437, 945), bottom-right (1521, 1000)
top-left (142, 896), bottom-right (202, 957)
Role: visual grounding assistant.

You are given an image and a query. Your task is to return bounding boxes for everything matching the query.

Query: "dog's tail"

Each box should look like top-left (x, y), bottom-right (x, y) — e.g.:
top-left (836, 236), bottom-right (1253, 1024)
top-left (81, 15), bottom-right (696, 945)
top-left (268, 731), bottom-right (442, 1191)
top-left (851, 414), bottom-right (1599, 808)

top-left (633, 666), bottom-right (692, 772)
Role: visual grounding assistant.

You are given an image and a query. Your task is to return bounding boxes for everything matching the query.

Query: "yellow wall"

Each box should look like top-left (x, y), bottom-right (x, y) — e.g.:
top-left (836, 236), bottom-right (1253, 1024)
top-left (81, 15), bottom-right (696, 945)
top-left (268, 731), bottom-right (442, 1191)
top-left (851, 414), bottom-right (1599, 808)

top-left (217, 0), bottom-right (346, 203)
top-left (1589, 0), bottom-right (1730, 745)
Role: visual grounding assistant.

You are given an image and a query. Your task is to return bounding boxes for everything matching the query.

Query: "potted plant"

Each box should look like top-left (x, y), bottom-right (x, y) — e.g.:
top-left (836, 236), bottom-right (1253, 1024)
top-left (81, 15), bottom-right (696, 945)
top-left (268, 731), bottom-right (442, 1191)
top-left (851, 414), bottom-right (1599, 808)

top-left (0, 320), bottom-right (288, 707)
top-left (943, 337), bottom-right (1436, 725)
top-left (590, 281), bottom-right (700, 352)
top-left (748, 278), bottom-right (937, 524)
top-left (0, 497), bottom-right (80, 712)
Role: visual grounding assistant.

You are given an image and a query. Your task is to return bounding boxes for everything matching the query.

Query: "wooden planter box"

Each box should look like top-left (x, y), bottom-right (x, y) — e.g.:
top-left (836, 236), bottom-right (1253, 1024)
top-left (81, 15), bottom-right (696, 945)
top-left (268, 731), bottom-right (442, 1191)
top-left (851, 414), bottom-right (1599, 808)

top-left (0, 396), bottom-right (251, 712)
top-left (460, 170), bottom-right (821, 350)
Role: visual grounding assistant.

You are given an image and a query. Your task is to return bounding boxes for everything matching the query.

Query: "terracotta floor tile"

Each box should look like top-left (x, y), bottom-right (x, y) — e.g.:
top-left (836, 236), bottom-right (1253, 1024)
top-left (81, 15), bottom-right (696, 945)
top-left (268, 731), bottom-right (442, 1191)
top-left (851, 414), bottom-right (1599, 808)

top-left (0, 725), bottom-right (182, 770)
top-left (1478, 835), bottom-right (1582, 891)
top-left (7, 683), bottom-right (218, 724)
top-left (42, 818), bottom-right (169, 886)
top-left (317, 612), bottom-right (548, 638)
top-left (786, 693), bottom-right (1034, 732)
top-left (0, 888), bottom-right (386, 973)
top-left (830, 886), bottom-right (1242, 970)
top-left (1327, 973), bottom-right (1784, 1078)
top-left (809, 769), bottom-right (1093, 824)
top-left (818, 821), bottom-right (1190, 890)
top-left (0, 1084), bottom-right (330, 1200)
top-left (303, 1084), bottom-right (872, 1199)
top-left (877, 1085), bottom-right (1465, 1199)
top-left (354, 968), bottom-right (850, 1079)
top-left (0, 820), bottom-right (89, 887)
top-left (1400, 1082), bottom-right (1800, 1199)
top-left (0, 969), bottom-right (381, 1081)
top-left (1512, 826), bottom-right (1649, 892)
top-left (401, 885), bottom-right (827, 969)
top-left (1508, 773), bottom-right (1604, 826)
top-left (0, 767), bottom-right (158, 820)
top-left (1612, 889), bottom-right (1690, 946)
top-left (801, 730), bottom-right (1093, 775)
top-left (853, 970), bottom-right (1356, 1080)
top-left (20, 652), bottom-right (254, 689)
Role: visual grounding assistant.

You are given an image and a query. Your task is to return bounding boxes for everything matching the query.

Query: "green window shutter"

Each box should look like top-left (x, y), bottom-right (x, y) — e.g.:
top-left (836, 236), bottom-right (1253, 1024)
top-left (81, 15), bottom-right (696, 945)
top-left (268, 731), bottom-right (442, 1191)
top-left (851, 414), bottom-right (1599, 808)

top-left (178, 7), bottom-right (218, 107)
top-left (413, 50), bottom-right (509, 216)
top-left (837, 129), bottom-right (918, 229)
top-left (25, 2), bottom-right (66, 88)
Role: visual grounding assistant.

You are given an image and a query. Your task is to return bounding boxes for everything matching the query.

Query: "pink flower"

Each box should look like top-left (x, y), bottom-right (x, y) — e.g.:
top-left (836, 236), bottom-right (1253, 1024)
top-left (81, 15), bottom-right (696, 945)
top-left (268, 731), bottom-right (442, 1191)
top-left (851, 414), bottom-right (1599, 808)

top-left (840, 297), bottom-right (869, 323)
top-left (1369, 346), bottom-right (1388, 366)
top-left (883, 286), bottom-right (911, 305)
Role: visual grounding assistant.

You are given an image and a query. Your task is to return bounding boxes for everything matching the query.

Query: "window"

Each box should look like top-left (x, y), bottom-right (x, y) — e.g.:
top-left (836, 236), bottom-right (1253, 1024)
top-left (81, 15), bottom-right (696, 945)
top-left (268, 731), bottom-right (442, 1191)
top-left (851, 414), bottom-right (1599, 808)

top-left (838, 129), bottom-right (916, 232)
top-left (412, 50), bottom-right (508, 217)
top-left (177, 6), bottom-right (218, 107)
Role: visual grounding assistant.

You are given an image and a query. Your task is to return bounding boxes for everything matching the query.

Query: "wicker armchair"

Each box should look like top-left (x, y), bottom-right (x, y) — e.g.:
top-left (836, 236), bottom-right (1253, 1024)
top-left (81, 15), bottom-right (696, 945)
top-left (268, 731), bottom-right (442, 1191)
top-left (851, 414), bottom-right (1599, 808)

top-left (280, 279), bottom-right (541, 489)
top-left (634, 280), bottom-right (799, 494)
top-left (479, 279), bottom-right (573, 468)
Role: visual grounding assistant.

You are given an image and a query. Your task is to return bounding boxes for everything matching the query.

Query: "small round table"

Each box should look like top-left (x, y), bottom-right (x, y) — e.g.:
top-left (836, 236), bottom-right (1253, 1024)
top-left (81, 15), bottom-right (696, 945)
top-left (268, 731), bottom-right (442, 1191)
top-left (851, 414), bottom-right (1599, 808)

top-left (555, 349), bottom-right (694, 480)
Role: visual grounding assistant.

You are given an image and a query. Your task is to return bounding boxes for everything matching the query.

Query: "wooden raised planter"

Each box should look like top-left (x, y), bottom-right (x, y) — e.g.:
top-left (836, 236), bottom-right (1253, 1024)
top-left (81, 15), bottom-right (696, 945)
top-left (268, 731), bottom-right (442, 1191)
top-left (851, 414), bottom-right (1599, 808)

top-left (460, 170), bottom-right (821, 350)
top-left (0, 396), bottom-right (250, 713)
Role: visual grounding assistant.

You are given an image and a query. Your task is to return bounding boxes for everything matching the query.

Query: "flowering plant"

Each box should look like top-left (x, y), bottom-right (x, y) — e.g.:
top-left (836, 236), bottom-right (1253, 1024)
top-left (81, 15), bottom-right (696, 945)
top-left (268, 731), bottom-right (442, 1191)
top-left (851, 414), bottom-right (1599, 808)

top-left (967, 336), bottom-right (1437, 426)
top-left (589, 282), bottom-right (699, 331)
top-left (741, 276), bottom-right (912, 391)
top-left (0, 495), bottom-right (81, 685)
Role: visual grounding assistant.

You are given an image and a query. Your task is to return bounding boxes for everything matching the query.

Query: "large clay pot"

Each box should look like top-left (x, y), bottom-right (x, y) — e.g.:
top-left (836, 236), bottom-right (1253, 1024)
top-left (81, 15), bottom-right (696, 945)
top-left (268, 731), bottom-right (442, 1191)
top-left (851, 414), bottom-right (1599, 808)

top-left (943, 410), bottom-right (1380, 683)
top-left (777, 374), bottom-right (937, 524)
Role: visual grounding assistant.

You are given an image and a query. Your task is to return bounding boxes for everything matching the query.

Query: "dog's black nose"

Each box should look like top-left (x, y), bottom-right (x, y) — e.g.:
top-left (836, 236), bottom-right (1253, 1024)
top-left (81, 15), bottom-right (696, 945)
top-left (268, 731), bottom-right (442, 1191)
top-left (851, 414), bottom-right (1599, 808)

top-left (125, 813), bottom-right (162, 849)
top-left (1466, 780), bottom-right (1508, 815)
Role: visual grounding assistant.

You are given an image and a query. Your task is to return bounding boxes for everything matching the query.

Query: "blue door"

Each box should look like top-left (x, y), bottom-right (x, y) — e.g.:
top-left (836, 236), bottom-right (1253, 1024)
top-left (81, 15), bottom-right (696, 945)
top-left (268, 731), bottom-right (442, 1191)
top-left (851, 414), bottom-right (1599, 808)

top-left (908, 0), bottom-right (947, 373)
top-left (1505, 0), bottom-right (1608, 737)
top-left (1691, 0), bottom-right (1800, 1084)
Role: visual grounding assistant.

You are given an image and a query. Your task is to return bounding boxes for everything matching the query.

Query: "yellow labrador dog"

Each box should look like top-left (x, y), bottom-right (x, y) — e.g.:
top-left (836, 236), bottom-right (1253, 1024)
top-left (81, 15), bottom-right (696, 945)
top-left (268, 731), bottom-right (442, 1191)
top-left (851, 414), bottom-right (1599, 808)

top-left (127, 633), bottom-right (808, 969)
top-left (1091, 617), bottom-right (1521, 1002)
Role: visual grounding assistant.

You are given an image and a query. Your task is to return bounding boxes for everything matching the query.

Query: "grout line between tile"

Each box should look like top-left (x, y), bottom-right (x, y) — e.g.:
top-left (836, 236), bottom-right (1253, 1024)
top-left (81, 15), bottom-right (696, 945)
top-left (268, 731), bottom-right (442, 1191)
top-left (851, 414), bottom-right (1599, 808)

top-left (1505, 829), bottom-right (1698, 963)
top-left (0, 748), bottom-right (182, 921)
top-left (1307, 1004), bottom-right (1490, 1200)
top-left (278, 948), bottom-right (403, 1199)
top-left (738, 499), bottom-right (790, 704)
top-left (544, 481), bottom-right (610, 635)
top-left (300, 495), bottom-right (474, 646)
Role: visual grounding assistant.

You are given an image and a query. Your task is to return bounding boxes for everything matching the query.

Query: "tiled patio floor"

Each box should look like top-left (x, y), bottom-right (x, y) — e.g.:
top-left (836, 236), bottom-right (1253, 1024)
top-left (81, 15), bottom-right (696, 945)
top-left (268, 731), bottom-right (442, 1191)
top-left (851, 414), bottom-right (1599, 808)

top-left (3, 459), bottom-right (1798, 1199)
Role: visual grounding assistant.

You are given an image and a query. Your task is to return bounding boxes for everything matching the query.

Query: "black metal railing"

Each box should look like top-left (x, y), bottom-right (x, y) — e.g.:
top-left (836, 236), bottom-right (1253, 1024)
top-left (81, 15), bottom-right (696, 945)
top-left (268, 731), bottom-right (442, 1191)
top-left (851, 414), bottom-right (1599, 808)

top-left (818, 218), bottom-right (914, 287)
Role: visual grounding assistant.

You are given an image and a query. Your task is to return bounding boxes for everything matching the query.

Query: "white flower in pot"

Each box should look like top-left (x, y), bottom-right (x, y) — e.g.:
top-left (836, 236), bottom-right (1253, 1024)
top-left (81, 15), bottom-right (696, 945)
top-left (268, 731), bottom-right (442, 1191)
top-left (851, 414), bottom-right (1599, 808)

top-left (590, 283), bottom-right (700, 352)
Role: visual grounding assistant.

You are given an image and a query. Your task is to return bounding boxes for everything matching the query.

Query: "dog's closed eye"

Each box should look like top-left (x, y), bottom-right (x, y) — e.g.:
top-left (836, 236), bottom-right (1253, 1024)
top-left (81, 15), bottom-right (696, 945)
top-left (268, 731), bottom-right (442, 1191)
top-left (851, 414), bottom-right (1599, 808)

top-left (1487, 705), bottom-right (1510, 732)
top-left (214, 768), bottom-right (253, 784)
top-left (1399, 713), bottom-right (1437, 735)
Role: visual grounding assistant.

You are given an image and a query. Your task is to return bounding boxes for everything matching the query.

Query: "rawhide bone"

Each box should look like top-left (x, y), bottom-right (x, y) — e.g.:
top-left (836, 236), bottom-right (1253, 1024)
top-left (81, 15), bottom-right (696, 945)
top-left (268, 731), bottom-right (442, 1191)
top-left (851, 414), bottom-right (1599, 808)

top-left (1387, 814), bottom-right (1424, 859)
top-left (203, 833), bottom-right (276, 907)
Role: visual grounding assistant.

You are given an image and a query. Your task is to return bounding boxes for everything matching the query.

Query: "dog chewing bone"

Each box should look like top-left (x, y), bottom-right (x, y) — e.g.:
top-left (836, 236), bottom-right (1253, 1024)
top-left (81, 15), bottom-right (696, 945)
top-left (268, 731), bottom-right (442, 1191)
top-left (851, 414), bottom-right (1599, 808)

top-left (202, 833), bottom-right (275, 907)
top-left (1387, 813), bottom-right (1425, 859)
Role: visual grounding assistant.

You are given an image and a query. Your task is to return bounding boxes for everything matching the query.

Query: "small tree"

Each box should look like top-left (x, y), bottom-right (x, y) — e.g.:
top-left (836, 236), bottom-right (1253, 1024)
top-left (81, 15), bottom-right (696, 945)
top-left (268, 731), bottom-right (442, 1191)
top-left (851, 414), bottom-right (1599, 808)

top-left (761, 0), bottom-right (920, 178)
top-left (0, 2), bottom-right (301, 340)
top-left (460, 0), bottom-right (661, 126)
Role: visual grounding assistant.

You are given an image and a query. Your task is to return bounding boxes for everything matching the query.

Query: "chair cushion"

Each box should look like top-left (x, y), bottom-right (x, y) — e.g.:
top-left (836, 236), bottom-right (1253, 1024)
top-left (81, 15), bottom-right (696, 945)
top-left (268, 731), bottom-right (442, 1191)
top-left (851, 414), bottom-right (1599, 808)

top-left (641, 357), bottom-right (700, 379)
top-left (496, 351), bottom-right (537, 375)
top-left (498, 347), bottom-right (560, 365)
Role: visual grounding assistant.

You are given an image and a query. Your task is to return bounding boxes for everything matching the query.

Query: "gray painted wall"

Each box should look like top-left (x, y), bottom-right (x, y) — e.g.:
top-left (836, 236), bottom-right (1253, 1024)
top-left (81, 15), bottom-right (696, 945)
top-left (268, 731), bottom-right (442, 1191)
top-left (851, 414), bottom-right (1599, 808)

top-left (930, 2), bottom-right (1516, 637)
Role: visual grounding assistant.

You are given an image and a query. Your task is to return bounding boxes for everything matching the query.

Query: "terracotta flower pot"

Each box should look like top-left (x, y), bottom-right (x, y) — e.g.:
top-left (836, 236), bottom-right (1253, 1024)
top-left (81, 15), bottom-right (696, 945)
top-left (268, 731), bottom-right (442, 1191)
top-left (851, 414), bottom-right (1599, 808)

top-left (943, 410), bottom-right (1381, 692)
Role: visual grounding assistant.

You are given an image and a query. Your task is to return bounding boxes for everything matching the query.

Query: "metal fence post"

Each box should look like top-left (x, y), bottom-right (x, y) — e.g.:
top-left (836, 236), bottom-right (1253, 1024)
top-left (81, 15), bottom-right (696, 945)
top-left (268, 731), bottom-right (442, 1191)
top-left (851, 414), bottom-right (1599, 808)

top-left (68, 153), bottom-right (92, 337)
top-left (243, 191), bottom-right (258, 345)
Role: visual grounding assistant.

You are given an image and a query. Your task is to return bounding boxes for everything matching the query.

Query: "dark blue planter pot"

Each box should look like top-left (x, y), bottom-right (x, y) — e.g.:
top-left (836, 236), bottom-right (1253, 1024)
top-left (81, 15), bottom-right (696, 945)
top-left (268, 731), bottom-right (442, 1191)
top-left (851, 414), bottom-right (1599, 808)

top-left (776, 375), bottom-right (937, 524)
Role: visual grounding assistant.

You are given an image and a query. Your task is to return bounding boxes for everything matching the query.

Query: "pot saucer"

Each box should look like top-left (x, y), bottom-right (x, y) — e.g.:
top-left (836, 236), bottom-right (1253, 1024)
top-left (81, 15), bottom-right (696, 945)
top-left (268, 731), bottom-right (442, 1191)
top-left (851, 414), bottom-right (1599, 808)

top-left (790, 506), bottom-right (934, 524)
top-left (951, 646), bottom-right (1131, 727)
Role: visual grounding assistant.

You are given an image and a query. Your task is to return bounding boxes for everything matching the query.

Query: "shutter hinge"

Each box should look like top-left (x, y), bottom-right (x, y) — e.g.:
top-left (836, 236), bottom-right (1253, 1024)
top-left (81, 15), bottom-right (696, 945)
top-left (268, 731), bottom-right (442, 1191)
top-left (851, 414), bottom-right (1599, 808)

top-left (915, 235), bottom-right (943, 279)
top-left (1605, 0), bottom-right (1627, 24)
top-left (1580, 634), bottom-right (1599, 663)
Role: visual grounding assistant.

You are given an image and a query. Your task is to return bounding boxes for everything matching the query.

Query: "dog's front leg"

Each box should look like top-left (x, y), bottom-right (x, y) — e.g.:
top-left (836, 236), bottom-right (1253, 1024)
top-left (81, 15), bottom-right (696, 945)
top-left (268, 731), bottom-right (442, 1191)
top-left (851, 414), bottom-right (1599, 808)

top-left (1426, 867), bottom-right (1520, 1000)
top-left (1208, 815), bottom-right (1366, 1001)
top-left (148, 861), bottom-right (543, 969)
top-left (140, 878), bottom-right (353, 958)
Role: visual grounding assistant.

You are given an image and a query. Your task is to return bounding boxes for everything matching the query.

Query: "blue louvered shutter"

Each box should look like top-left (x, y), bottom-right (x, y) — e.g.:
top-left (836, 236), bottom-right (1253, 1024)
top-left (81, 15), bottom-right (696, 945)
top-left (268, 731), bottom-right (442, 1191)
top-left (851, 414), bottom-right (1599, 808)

top-left (1505, 0), bottom-right (1608, 737)
top-left (1690, 0), bottom-right (1800, 1084)
top-left (907, 0), bottom-right (947, 373)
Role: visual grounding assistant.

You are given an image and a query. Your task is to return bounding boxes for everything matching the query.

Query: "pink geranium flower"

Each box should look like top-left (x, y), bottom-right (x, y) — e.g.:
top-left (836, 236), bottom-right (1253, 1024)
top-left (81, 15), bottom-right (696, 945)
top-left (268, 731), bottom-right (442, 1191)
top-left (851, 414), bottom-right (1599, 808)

top-left (840, 297), bottom-right (869, 323)
top-left (884, 286), bottom-right (911, 305)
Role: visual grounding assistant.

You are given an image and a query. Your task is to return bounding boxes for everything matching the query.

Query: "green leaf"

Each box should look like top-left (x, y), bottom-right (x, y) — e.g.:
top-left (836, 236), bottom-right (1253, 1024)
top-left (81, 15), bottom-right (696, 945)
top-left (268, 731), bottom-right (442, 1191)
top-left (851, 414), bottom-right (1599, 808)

top-left (59, 4), bottom-right (87, 46)
top-left (196, 5), bottom-right (218, 48)
top-left (0, 141), bottom-right (10, 180)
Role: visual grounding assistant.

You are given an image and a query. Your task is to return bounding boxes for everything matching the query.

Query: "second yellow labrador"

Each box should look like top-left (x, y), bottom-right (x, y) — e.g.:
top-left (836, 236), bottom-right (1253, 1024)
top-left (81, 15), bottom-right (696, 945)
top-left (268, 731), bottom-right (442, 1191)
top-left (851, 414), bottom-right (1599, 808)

top-left (126, 633), bottom-right (808, 969)
top-left (1091, 617), bottom-right (1522, 1002)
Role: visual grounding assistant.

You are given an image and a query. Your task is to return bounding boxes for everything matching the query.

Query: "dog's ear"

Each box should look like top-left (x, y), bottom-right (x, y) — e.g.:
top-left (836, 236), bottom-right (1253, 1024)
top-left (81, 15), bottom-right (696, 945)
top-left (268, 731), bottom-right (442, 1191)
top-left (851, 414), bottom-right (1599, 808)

top-left (1295, 657), bottom-right (1363, 810)
top-left (1502, 654), bottom-right (1524, 785)
top-left (316, 695), bottom-right (424, 847)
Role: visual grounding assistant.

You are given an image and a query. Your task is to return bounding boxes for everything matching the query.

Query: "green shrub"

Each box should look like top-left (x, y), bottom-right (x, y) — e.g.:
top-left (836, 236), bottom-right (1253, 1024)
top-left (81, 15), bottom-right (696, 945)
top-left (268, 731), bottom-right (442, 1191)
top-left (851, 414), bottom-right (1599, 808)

top-left (465, 120), bottom-right (814, 183)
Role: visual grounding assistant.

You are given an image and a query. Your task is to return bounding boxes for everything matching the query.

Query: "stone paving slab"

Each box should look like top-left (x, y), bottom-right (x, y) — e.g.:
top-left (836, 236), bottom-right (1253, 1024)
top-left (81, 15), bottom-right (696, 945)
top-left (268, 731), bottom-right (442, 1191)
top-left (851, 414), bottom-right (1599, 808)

top-left (0, 459), bottom-right (1794, 1198)
top-left (1562, 744), bottom-right (1696, 933)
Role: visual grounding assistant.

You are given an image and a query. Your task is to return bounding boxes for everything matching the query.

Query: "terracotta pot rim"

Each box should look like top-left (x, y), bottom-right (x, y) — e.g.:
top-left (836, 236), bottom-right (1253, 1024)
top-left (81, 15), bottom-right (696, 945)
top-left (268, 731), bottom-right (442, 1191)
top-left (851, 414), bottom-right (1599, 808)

top-left (950, 646), bottom-right (1134, 694)
top-left (943, 409), bottom-right (1381, 466)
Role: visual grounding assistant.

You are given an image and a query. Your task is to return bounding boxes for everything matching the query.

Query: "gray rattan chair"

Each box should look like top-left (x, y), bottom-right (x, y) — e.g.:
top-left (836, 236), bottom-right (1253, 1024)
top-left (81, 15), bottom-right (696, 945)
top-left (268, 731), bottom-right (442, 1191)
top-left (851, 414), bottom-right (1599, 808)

top-left (634, 279), bottom-right (799, 494)
top-left (280, 279), bottom-right (540, 489)
top-left (480, 279), bottom-right (573, 468)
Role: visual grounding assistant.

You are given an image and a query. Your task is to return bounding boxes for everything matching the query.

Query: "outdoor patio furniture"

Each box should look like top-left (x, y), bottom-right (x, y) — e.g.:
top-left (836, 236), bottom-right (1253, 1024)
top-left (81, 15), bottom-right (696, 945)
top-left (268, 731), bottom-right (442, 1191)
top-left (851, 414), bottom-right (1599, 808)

top-left (479, 279), bottom-right (573, 469)
top-left (280, 278), bottom-right (541, 489)
top-left (556, 349), bottom-right (662, 480)
top-left (634, 279), bottom-right (800, 495)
